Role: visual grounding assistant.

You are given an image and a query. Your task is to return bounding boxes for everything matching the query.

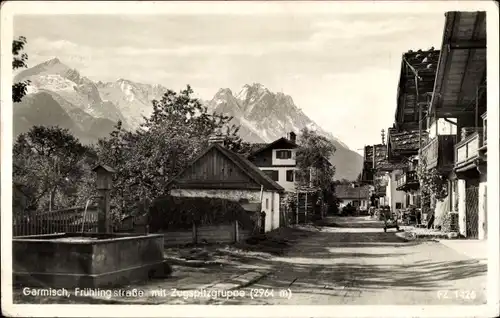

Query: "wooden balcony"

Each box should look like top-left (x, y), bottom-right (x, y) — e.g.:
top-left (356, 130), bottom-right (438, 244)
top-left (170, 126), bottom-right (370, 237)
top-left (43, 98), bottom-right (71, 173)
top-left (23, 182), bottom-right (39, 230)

top-left (420, 135), bottom-right (457, 172)
top-left (455, 128), bottom-right (485, 172)
top-left (396, 170), bottom-right (419, 191)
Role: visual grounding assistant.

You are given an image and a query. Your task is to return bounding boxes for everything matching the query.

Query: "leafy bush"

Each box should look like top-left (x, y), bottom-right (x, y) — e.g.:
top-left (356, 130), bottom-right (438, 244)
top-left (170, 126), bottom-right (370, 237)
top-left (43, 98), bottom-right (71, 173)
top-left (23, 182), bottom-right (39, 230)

top-left (148, 195), bottom-right (256, 232)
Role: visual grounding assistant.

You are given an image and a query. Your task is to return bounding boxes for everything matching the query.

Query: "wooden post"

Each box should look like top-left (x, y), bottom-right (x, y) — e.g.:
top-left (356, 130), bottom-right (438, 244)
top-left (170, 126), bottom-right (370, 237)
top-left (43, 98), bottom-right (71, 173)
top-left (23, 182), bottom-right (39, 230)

top-left (296, 192), bottom-right (299, 224)
top-left (234, 220), bottom-right (240, 243)
top-left (192, 222), bottom-right (197, 244)
top-left (417, 75), bottom-right (422, 151)
top-left (372, 145), bottom-right (375, 169)
top-left (305, 193), bottom-right (308, 223)
top-left (457, 179), bottom-right (467, 237)
top-left (93, 165), bottom-right (115, 233)
top-left (478, 183), bottom-right (487, 240)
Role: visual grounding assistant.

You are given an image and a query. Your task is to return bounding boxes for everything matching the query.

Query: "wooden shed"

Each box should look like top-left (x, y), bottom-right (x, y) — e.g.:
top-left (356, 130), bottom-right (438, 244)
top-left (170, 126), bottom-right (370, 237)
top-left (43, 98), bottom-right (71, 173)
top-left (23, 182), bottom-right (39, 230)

top-left (167, 142), bottom-right (285, 233)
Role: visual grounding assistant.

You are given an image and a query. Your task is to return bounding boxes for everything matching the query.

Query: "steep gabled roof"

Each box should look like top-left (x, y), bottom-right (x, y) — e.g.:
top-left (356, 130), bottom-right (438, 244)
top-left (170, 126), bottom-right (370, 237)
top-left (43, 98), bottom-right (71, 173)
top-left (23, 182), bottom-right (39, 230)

top-left (167, 143), bottom-right (284, 192)
top-left (216, 144), bottom-right (284, 192)
top-left (242, 143), bottom-right (268, 157)
top-left (248, 137), bottom-right (297, 156)
top-left (247, 137), bottom-right (333, 166)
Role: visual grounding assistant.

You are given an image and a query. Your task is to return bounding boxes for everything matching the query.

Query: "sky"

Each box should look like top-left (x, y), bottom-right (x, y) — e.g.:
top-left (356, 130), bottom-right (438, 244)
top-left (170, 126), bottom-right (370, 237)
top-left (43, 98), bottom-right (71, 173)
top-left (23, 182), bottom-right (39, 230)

top-left (14, 12), bottom-right (445, 153)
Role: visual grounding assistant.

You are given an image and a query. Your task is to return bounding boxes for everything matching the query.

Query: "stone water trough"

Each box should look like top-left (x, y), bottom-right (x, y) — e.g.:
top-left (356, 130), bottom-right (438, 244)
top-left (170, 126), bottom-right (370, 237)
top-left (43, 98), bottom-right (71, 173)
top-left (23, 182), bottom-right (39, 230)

top-left (13, 232), bottom-right (166, 288)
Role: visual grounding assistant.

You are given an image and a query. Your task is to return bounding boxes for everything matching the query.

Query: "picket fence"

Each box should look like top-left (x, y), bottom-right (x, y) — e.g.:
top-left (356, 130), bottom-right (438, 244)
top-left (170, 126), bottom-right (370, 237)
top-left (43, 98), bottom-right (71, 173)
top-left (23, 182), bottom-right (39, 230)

top-left (13, 205), bottom-right (99, 237)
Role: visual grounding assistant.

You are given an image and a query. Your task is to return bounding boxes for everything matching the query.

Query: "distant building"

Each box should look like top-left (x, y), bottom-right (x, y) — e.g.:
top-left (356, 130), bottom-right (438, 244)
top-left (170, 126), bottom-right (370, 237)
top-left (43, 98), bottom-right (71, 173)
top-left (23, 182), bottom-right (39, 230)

top-left (335, 184), bottom-right (371, 211)
top-left (247, 131), bottom-right (332, 223)
top-left (247, 132), bottom-right (298, 192)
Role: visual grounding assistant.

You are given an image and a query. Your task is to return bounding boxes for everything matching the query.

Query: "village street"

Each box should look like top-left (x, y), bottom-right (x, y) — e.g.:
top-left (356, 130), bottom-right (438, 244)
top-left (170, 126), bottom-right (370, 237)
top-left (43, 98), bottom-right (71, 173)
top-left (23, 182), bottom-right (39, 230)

top-left (214, 216), bottom-right (487, 305)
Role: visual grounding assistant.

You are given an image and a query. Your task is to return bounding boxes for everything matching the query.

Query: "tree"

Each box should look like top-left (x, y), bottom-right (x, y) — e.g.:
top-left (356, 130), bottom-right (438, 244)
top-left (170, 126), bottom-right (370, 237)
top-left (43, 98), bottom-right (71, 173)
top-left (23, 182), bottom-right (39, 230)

top-left (13, 36), bottom-right (30, 103)
top-left (416, 156), bottom-right (448, 201)
top-left (334, 178), bottom-right (352, 185)
top-left (356, 172), bottom-right (362, 182)
top-left (295, 127), bottom-right (336, 190)
top-left (295, 128), bottom-right (337, 215)
top-left (95, 85), bottom-right (245, 219)
top-left (13, 126), bottom-right (95, 213)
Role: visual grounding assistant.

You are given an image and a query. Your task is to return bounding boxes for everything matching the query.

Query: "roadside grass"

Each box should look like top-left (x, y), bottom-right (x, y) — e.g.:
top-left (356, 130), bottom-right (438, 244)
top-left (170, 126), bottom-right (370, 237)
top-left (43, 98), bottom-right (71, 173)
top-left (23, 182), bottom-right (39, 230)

top-left (233, 225), bottom-right (319, 256)
top-left (163, 224), bottom-right (319, 263)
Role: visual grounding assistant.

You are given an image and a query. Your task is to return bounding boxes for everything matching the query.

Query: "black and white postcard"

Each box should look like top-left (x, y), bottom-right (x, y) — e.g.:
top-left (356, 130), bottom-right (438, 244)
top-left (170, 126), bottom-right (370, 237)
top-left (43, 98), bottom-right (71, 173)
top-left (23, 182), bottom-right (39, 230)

top-left (1, 1), bottom-right (499, 317)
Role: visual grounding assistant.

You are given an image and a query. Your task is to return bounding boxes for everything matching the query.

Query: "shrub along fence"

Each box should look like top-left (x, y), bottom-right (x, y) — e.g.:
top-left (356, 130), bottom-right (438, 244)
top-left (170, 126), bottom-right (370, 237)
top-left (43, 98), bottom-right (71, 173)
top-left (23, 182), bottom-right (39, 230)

top-left (148, 195), bottom-right (257, 247)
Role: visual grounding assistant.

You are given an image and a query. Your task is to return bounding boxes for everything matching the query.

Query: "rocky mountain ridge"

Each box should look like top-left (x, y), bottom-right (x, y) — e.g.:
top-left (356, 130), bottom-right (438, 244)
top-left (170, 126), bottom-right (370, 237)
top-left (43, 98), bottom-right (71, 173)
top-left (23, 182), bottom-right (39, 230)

top-left (13, 58), bottom-right (362, 179)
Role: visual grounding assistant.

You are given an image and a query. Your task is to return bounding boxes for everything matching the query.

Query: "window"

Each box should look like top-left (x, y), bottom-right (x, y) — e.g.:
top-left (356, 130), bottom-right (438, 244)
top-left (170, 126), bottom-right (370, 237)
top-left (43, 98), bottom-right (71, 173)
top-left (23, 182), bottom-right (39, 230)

top-left (395, 202), bottom-right (402, 209)
top-left (263, 170), bottom-right (279, 181)
top-left (266, 198), bottom-right (269, 209)
top-left (276, 150), bottom-right (292, 159)
top-left (286, 170), bottom-right (294, 182)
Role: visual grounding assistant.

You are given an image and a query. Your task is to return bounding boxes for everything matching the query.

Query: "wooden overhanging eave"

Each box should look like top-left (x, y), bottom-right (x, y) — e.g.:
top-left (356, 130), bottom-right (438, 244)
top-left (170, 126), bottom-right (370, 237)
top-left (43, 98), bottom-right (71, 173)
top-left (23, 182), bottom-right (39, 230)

top-left (429, 12), bottom-right (486, 115)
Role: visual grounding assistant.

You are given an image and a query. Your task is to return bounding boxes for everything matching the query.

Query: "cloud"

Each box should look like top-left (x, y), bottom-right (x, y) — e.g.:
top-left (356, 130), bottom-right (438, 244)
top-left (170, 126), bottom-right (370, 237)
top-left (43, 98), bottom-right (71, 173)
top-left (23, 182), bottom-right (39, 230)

top-left (311, 16), bottom-right (420, 40)
top-left (16, 12), bottom-right (445, 150)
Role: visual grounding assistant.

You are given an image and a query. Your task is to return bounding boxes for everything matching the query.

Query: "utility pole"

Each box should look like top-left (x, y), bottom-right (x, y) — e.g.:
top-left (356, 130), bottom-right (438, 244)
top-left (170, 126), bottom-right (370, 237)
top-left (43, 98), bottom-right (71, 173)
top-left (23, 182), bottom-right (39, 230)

top-left (416, 75), bottom-right (422, 152)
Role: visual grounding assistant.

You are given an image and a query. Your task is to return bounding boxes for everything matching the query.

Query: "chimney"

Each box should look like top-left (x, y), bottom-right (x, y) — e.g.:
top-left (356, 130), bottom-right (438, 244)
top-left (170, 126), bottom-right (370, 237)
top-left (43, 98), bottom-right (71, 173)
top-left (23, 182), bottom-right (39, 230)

top-left (287, 131), bottom-right (297, 143)
top-left (208, 132), bottom-right (225, 146)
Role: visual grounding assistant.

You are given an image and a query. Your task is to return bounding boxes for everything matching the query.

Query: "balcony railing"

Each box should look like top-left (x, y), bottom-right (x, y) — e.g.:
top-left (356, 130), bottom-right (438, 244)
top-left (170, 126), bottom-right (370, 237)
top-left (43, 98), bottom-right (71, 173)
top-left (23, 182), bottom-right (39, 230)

top-left (420, 135), bottom-right (457, 171)
top-left (396, 170), bottom-right (419, 191)
top-left (455, 128), bottom-right (484, 169)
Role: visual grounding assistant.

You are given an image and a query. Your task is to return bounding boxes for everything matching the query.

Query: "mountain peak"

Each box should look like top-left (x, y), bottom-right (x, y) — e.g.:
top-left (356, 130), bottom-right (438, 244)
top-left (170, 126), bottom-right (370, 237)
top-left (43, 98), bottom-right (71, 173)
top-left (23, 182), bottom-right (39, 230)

top-left (216, 88), bottom-right (233, 96)
top-left (247, 82), bottom-right (264, 88)
top-left (237, 83), bottom-right (270, 101)
top-left (45, 57), bottom-right (61, 64)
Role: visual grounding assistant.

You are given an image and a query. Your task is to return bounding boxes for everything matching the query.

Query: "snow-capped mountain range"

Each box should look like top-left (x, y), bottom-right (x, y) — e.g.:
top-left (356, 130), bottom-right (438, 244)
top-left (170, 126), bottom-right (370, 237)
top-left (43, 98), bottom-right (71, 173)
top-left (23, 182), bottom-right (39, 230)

top-left (207, 83), bottom-right (349, 147)
top-left (13, 58), bottom-right (362, 180)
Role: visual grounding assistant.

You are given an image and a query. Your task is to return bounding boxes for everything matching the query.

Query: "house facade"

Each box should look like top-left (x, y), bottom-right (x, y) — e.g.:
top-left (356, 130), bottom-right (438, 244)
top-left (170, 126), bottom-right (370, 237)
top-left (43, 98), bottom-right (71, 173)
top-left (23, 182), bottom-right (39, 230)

top-left (247, 132), bottom-right (298, 192)
top-left (247, 131), bottom-right (332, 223)
top-left (167, 136), bottom-right (284, 233)
top-left (422, 11), bottom-right (487, 239)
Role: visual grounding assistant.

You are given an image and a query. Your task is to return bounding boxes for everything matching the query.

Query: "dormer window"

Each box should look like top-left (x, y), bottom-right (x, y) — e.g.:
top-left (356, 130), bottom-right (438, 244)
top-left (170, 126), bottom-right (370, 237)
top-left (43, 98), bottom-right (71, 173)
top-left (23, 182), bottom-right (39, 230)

top-left (276, 150), bottom-right (292, 159)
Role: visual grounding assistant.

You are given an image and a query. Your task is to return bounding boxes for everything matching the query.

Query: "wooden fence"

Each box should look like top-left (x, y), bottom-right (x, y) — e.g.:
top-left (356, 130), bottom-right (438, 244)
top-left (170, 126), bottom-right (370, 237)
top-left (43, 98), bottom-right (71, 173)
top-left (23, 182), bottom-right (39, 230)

top-left (13, 205), bottom-right (99, 237)
top-left (161, 222), bottom-right (253, 247)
